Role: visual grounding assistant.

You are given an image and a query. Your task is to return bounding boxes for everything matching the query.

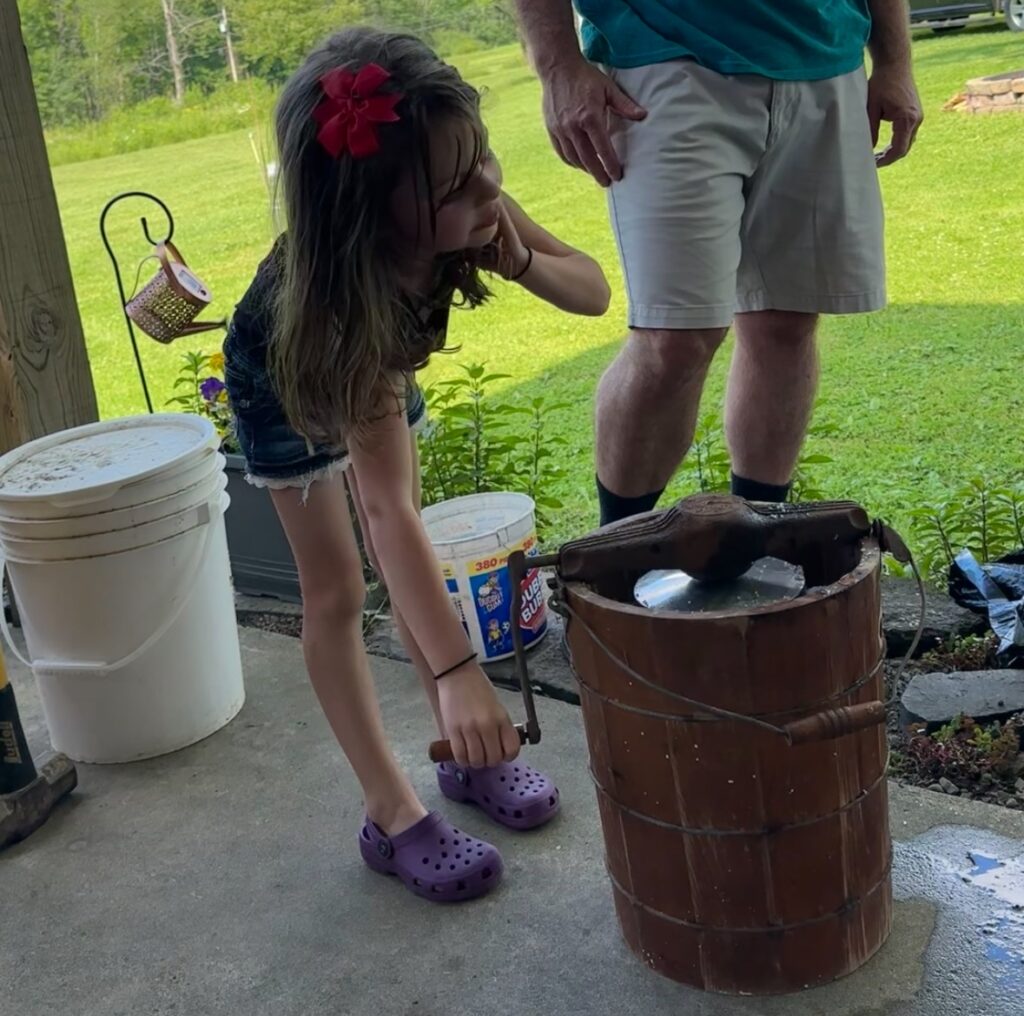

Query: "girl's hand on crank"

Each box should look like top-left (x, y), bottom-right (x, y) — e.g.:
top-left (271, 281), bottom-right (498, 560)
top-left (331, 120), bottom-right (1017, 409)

top-left (438, 663), bottom-right (521, 768)
top-left (479, 199), bottom-right (530, 281)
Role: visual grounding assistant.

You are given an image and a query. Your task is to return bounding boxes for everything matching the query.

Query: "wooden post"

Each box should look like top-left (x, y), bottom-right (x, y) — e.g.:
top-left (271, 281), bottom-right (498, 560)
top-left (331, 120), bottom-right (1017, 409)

top-left (0, 1), bottom-right (98, 456)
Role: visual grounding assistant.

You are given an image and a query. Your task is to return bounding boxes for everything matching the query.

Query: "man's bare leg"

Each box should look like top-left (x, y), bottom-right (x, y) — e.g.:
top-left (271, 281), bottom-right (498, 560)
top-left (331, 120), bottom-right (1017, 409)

top-left (595, 327), bottom-right (728, 524)
top-left (725, 310), bottom-right (819, 500)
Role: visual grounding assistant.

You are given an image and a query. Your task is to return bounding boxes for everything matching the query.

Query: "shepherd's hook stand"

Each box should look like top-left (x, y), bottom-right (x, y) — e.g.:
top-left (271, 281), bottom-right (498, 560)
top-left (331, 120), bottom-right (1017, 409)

top-left (99, 191), bottom-right (177, 414)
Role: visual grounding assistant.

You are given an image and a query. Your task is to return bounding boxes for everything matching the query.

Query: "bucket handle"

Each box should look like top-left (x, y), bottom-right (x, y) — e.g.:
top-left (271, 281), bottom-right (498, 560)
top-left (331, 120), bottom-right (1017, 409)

top-left (552, 595), bottom-right (891, 745)
top-left (0, 502), bottom-right (216, 677)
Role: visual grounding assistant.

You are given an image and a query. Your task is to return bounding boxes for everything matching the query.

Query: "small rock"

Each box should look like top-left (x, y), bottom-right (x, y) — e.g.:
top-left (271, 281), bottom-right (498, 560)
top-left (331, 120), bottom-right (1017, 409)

top-left (900, 670), bottom-right (1024, 731)
top-left (928, 783), bottom-right (945, 793)
top-left (939, 777), bottom-right (959, 795)
top-left (1008, 798), bottom-right (1021, 809)
top-left (1015, 778), bottom-right (1024, 796)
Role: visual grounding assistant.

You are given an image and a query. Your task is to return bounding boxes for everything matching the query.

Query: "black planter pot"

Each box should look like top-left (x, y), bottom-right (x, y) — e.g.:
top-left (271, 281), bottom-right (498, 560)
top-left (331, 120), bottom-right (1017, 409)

top-left (223, 452), bottom-right (301, 603)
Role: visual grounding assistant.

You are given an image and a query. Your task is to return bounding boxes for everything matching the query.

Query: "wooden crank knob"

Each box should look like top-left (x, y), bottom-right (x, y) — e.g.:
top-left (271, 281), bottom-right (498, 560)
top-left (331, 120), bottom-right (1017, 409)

top-left (428, 724), bottom-right (529, 764)
top-left (783, 701), bottom-right (887, 746)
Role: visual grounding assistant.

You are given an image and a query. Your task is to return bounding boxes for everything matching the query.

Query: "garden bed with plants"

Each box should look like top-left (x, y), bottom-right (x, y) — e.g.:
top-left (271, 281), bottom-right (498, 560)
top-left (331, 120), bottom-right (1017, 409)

top-left (887, 479), bottom-right (1024, 809)
top-left (886, 633), bottom-right (1024, 808)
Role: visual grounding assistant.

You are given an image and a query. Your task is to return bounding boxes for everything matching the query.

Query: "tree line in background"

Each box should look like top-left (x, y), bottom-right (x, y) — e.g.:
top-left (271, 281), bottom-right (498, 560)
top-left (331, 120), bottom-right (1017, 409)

top-left (19, 0), bottom-right (517, 129)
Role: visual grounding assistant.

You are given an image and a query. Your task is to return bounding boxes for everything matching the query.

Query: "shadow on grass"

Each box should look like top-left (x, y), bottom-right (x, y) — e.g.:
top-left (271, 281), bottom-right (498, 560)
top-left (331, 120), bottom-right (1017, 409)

top-left (489, 302), bottom-right (1024, 544)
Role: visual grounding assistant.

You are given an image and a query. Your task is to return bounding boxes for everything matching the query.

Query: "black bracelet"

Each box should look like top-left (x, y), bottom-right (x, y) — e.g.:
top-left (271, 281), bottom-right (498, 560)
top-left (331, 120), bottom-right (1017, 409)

top-left (510, 246), bottom-right (533, 282)
top-left (434, 651), bottom-right (477, 681)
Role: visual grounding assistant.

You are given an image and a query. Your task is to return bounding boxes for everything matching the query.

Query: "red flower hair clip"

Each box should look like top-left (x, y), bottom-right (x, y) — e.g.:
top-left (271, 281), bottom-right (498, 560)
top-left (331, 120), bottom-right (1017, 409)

top-left (312, 63), bottom-right (403, 159)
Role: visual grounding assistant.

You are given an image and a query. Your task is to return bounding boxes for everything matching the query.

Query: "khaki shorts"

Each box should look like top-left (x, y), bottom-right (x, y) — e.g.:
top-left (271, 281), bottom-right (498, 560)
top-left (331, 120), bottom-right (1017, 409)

top-left (606, 60), bottom-right (886, 330)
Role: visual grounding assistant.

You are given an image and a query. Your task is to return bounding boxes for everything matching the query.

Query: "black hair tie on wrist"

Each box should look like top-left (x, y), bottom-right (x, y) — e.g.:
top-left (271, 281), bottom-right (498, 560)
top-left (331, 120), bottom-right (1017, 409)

top-left (510, 246), bottom-right (533, 282)
top-left (434, 651), bottom-right (477, 681)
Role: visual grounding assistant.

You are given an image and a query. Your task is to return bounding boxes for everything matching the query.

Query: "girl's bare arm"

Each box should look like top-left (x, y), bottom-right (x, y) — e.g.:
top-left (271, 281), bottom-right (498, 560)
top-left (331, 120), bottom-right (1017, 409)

top-left (347, 396), bottom-right (519, 768)
top-left (497, 192), bottom-right (611, 317)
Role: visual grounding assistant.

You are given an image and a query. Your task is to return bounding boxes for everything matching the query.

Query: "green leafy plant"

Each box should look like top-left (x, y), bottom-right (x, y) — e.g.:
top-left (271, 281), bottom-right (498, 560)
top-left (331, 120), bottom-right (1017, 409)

top-left (920, 632), bottom-right (999, 672)
top-left (790, 418), bottom-right (839, 502)
top-left (418, 363), bottom-right (568, 536)
top-left (685, 412), bottom-right (731, 494)
top-left (681, 403), bottom-right (835, 501)
top-left (167, 350), bottom-right (238, 453)
top-left (909, 477), bottom-right (1024, 584)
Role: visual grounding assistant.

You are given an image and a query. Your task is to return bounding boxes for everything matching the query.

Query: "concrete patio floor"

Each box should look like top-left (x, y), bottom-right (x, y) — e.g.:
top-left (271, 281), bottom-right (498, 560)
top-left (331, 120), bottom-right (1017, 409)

top-left (5, 626), bottom-right (1024, 1016)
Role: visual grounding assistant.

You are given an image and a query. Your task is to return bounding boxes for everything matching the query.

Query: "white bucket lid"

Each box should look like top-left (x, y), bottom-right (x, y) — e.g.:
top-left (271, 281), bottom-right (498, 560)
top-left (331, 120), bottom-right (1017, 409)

top-left (421, 492), bottom-right (535, 548)
top-left (0, 414), bottom-right (219, 512)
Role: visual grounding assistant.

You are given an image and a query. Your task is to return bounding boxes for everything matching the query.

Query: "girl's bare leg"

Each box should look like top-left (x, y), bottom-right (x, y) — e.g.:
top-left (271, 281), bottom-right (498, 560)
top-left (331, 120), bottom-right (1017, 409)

top-left (270, 473), bottom-right (427, 835)
top-left (349, 434), bottom-right (446, 739)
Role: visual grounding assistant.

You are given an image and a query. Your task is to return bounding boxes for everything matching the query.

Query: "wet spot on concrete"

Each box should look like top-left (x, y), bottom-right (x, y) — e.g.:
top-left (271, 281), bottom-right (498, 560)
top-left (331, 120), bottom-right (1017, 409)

top-left (895, 827), bottom-right (1024, 1011)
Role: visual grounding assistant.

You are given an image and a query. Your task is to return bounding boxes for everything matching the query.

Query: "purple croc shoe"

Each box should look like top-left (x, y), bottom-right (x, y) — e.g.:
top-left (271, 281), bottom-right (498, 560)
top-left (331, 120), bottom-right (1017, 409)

top-left (359, 811), bottom-right (503, 902)
top-left (437, 760), bottom-right (560, 831)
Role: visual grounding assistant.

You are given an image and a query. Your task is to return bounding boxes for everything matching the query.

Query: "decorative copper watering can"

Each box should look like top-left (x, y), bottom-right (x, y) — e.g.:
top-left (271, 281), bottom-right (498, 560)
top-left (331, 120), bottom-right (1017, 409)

top-left (125, 241), bottom-right (225, 344)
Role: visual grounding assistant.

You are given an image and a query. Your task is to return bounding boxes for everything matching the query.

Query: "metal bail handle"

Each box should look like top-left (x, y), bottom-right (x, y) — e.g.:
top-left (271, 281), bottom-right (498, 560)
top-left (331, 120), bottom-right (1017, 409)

top-left (427, 550), bottom-right (554, 765)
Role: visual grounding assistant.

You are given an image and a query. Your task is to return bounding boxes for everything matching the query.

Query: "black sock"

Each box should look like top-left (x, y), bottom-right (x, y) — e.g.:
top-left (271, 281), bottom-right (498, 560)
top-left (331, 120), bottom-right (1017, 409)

top-left (730, 472), bottom-right (791, 503)
top-left (596, 476), bottom-right (665, 527)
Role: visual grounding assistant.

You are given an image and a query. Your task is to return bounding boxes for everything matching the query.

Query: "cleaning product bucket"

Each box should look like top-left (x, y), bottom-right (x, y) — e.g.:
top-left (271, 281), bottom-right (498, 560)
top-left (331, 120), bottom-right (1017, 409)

top-left (0, 415), bottom-right (244, 764)
top-left (422, 492), bottom-right (547, 662)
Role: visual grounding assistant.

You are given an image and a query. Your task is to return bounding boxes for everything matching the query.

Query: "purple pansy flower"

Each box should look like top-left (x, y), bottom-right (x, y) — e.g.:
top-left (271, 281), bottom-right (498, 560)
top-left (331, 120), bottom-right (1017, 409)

top-left (200, 377), bottom-right (226, 402)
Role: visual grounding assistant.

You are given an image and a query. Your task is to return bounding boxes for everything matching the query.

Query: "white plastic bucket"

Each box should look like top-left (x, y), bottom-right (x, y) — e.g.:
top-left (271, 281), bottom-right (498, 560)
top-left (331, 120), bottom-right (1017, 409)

top-left (0, 415), bottom-right (220, 519)
top-left (0, 415), bottom-right (244, 763)
top-left (0, 468), bottom-right (227, 541)
top-left (421, 492), bottom-right (547, 662)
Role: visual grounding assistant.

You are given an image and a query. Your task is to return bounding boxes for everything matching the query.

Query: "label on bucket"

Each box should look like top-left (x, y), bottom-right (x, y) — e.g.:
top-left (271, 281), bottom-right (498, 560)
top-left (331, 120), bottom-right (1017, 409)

top-left (469, 537), bottom-right (547, 659)
top-left (444, 568), bottom-right (471, 638)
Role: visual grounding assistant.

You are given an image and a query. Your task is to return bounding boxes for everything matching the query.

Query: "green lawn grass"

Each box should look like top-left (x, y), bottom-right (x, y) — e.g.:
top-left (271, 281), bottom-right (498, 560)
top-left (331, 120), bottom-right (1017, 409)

top-left (52, 26), bottom-right (1024, 544)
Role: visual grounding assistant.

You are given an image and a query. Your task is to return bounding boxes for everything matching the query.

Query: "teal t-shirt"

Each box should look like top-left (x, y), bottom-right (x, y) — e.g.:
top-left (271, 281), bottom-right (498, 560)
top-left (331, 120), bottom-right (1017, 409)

top-left (576, 1), bottom-right (871, 81)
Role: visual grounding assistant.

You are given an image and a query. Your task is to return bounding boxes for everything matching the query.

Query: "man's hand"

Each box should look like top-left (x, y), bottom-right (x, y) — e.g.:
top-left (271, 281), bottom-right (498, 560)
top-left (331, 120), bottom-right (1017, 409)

top-left (540, 58), bottom-right (646, 187)
top-left (867, 63), bottom-right (923, 167)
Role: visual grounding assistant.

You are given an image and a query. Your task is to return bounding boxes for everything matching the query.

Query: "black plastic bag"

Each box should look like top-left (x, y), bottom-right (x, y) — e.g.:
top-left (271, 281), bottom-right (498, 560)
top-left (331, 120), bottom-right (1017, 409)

top-left (949, 549), bottom-right (1024, 666)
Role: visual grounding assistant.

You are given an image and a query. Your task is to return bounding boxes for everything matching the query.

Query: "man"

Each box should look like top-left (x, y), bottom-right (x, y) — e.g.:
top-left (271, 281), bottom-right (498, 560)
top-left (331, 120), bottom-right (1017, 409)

top-left (513, 1), bottom-right (923, 525)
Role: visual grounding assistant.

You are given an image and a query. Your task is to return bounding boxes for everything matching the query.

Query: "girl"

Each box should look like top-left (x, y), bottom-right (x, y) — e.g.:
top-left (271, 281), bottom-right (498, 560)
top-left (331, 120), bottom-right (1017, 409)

top-left (224, 27), bottom-right (610, 903)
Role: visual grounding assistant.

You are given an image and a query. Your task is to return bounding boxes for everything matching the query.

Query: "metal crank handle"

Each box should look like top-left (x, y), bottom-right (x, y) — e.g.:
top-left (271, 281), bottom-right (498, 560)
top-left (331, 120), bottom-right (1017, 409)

top-left (428, 724), bottom-right (533, 765)
top-left (783, 701), bottom-right (887, 745)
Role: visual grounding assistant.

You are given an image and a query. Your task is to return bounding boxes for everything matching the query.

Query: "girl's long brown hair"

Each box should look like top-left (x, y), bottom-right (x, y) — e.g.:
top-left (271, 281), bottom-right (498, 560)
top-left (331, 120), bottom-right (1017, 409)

top-left (270, 27), bottom-right (489, 445)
